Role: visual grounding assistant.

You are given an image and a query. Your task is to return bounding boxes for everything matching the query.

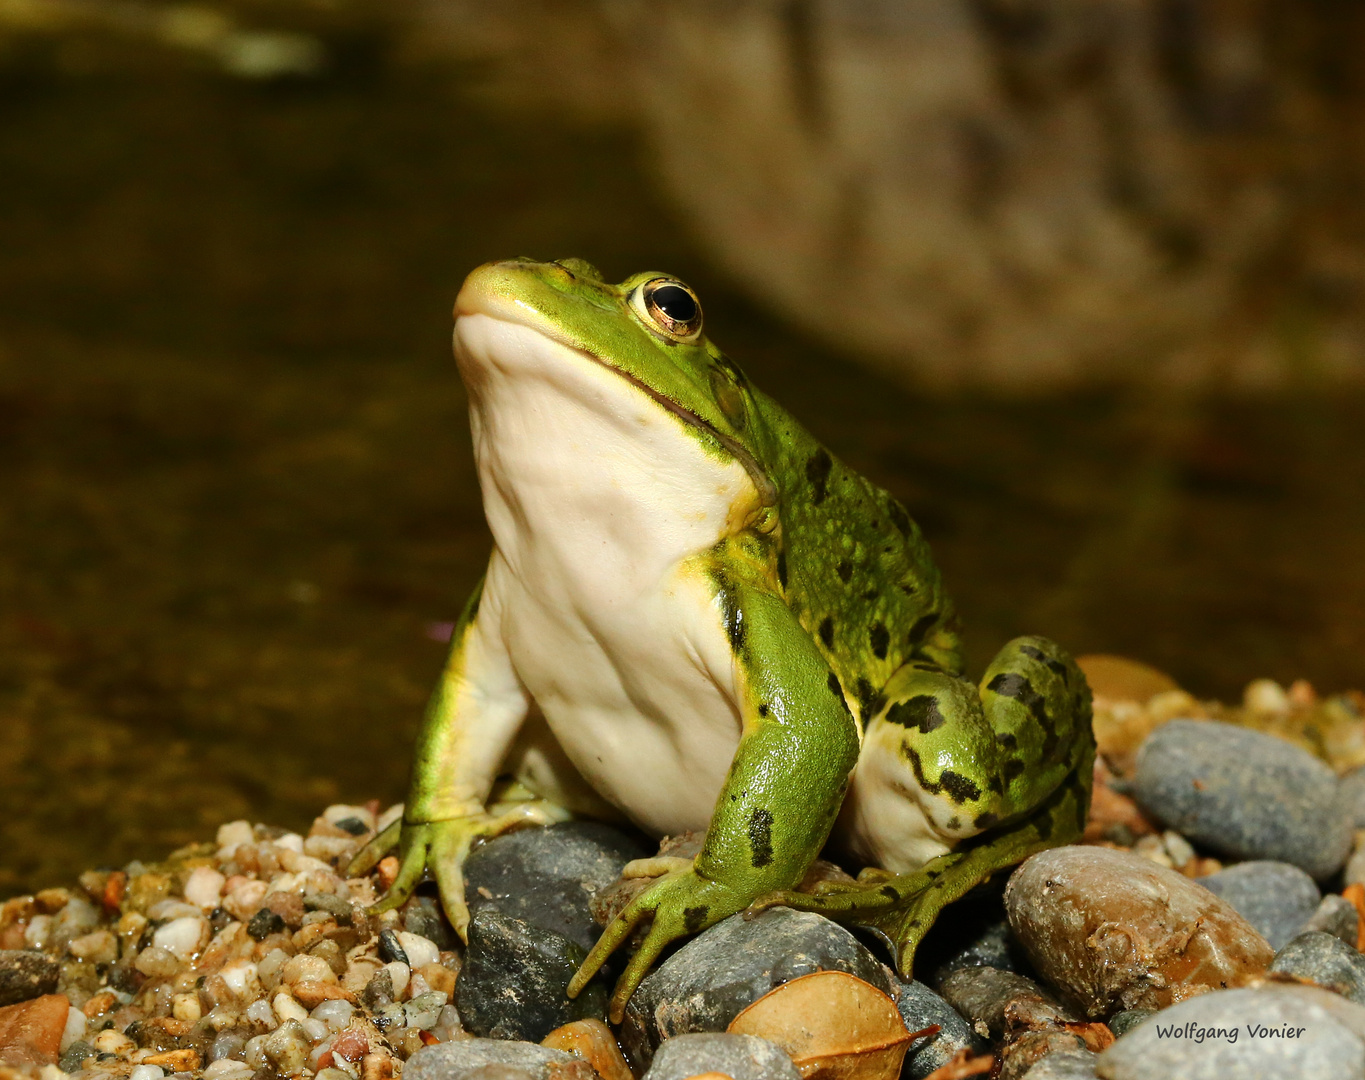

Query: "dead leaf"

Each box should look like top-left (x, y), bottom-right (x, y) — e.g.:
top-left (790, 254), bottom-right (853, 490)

top-left (726, 970), bottom-right (913, 1080)
top-left (542, 1018), bottom-right (633, 1080)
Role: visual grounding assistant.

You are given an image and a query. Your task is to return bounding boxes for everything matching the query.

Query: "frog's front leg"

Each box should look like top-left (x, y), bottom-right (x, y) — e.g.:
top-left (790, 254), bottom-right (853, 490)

top-left (568, 581), bottom-right (861, 1022)
top-left (754, 635), bottom-right (1095, 978)
top-left (348, 569), bottom-right (568, 937)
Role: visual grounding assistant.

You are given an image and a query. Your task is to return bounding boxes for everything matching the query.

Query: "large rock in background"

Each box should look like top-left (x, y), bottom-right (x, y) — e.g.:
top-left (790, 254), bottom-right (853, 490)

top-left (415, 0), bottom-right (1365, 390)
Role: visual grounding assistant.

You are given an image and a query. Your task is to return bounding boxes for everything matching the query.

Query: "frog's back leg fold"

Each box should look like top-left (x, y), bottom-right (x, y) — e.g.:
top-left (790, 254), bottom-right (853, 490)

top-left (764, 635), bottom-right (1095, 979)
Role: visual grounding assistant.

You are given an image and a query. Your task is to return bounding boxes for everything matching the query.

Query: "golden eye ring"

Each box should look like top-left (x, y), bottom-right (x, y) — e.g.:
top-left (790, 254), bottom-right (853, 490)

top-left (632, 278), bottom-right (703, 342)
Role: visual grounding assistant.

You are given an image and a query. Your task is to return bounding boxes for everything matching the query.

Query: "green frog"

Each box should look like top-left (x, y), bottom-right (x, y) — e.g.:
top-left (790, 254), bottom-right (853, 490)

top-left (352, 258), bottom-right (1094, 1021)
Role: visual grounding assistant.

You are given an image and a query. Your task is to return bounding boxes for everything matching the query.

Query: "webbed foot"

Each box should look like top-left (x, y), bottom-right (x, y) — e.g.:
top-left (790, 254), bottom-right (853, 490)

top-left (568, 864), bottom-right (753, 1024)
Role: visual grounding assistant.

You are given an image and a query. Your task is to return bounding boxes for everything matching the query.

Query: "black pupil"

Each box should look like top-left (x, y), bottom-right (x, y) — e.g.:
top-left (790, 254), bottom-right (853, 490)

top-left (651, 284), bottom-right (698, 324)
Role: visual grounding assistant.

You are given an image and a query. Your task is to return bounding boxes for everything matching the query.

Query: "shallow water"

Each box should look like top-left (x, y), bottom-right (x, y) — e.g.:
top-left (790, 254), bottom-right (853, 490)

top-left (0, 14), bottom-right (1362, 895)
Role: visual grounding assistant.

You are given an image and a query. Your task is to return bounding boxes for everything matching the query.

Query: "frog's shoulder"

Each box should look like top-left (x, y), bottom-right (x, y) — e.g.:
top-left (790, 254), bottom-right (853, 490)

top-left (749, 391), bottom-right (962, 722)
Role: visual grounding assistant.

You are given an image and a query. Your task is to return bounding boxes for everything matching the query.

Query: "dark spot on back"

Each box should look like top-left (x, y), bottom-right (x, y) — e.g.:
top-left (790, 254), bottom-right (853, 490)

top-left (939, 770), bottom-right (982, 805)
top-left (974, 811), bottom-right (999, 830)
top-left (880, 885), bottom-right (901, 900)
top-left (996, 732), bottom-right (1018, 751)
top-left (885, 694), bottom-right (946, 733)
top-left (907, 613), bottom-right (938, 646)
top-left (806, 449), bottom-right (833, 504)
top-left (855, 678), bottom-right (885, 723)
top-left (757, 703), bottom-right (769, 718)
top-left (1019, 643), bottom-right (1070, 683)
top-left (748, 808), bottom-right (774, 868)
top-left (988, 672), bottom-right (1058, 758)
top-left (898, 582), bottom-right (918, 595)
top-left (863, 588), bottom-right (879, 601)
top-left (837, 559), bottom-right (853, 583)
top-left (1003, 758), bottom-right (1026, 783)
top-left (869, 622), bottom-right (889, 659)
top-left (819, 617), bottom-right (835, 649)
top-left (888, 501), bottom-right (912, 536)
top-left (683, 905), bottom-right (710, 933)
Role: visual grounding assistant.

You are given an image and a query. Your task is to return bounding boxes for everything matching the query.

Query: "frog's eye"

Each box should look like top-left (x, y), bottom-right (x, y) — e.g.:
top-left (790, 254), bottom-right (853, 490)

top-left (632, 278), bottom-right (704, 342)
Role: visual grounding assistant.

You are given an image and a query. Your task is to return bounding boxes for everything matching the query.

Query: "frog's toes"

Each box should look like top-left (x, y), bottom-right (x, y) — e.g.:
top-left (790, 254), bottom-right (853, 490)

top-left (620, 856), bottom-right (694, 880)
top-left (346, 817), bottom-right (401, 877)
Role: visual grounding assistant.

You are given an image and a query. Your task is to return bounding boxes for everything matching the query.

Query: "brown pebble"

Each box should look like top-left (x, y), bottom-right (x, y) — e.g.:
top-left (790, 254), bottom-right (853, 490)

top-left (376, 858), bottom-right (400, 891)
top-left (542, 1019), bottom-right (633, 1080)
top-left (1005, 846), bottom-right (1273, 1018)
top-left (265, 892), bottom-right (306, 928)
top-left (0, 993), bottom-right (70, 1067)
top-left (418, 962), bottom-right (457, 998)
top-left (82, 991), bottom-right (118, 1018)
top-left (293, 980), bottom-right (359, 1008)
top-left (143, 1048), bottom-right (202, 1071)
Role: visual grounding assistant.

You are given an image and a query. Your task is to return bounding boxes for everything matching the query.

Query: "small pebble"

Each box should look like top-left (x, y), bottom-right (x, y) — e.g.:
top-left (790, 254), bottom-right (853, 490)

top-left (893, 978), bottom-right (989, 1079)
top-left (1133, 719), bottom-right (1352, 880)
top-left (1269, 931), bottom-right (1365, 1004)
top-left (937, 966), bottom-right (1077, 1042)
top-left (1022, 1050), bottom-right (1098, 1079)
top-left (1197, 861), bottom-right (1321, 950)
top-left (0, 951), bottom-right (60, 1007)
top-left (639, 1033), bottom-right (802, 1080)
top-left (1302, 894), bottom-right (1361, 946)
top-left (397, 931), bottom-right (440, 970)
top-left (1107, 1009), bottom-right (1155, 1037)
top-left (377, 929), bottom-right (409, 966)
top-left (404, 1038), bottom-right (578, 1080)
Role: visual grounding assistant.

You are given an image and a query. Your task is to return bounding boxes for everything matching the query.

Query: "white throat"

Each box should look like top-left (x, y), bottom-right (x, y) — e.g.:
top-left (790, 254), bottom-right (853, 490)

top-left (453, 312), bottom-right (756, 597)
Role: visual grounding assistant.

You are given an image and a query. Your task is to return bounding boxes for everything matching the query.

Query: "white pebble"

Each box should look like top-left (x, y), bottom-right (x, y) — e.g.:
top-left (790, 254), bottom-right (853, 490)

top-left (204, 1061), bottom-right (254, 1080)
top-left (244, 1034), bottom-right (271, 1070)
top-left (148, 899), bottom-right (204, 921)
top-left (134, 945), bottom-right (181, 978)
top-left (266, 871), bottom-right (303, 895)
top-left (185, 866), bottom-right (227, 909)
top-left (382, 961), bottom-right (409, 1000)
top-left (282, 954), bottom-right (336, 986)
top-left (395, 932), bottom-right (439, 971)
top-left (223, 879), bottom-right (268, 921)
top-left (275, 833), bottom-right (305, 853)
top-left (301, 1018), bottom-right (331, 1044)
top-left (217, 820), bottom-right (254, 854)
top-left (1244, 678), bottom-right (1291, 713)
top-left (245, 998), bottom-right (277, 1029)
top-left (68, 929), bottom-right (119, 965)
top-left (129, 1065), bottom-right (165, 1080)
top-left (60, 1005), bottom-right (87, 1053)
top-left (39, 1066), bottom-right (66, 1080)
top-left (24, 915), bottom-right (51, 950)
top-left (93, 1029), bottom-right (135, 1056)
top-left (172, 992), bottom-right (203, 1023)
top-left (220, 959), bottom-right (261, 1001)
top-left (278, 849), bottom-right (334, 875)
top-left (272, 991), bottom-right (310, 1024)
top-left (153, 915), bottom-right (209, 961)
top-left (310, 1000), bottom-right (354, 1032)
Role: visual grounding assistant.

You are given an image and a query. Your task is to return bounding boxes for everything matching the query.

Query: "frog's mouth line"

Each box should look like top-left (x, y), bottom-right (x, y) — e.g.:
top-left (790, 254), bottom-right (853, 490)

top-left (591, 359), bottom-right (778, 508)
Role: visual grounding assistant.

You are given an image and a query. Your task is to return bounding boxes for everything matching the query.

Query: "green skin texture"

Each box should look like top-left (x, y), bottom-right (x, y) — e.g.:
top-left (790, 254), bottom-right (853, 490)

top-left (350, 257), bottom-right (1096, 1022)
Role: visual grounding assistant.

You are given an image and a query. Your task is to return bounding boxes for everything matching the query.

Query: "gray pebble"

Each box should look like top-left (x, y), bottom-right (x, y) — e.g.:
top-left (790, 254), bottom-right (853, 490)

top-left (1340, 766), bottom-right (1365, 830)
top-left (1107, 1010), bottom-right (1155, 1038)
top-left (938, 966), bottom-right (1079, 1042)
top-left (894, 978), bottom-right (988, 1079)
top-left (619, 907), bottom-right (894, 1069)
top-left (1023, 1050), bottom-right (1098, 1079)
top-left (404, 1039), bottom-right (576, 1080)
top-left (463, 821), bottom-right (649, 952)
top-left (1096, 986), bottom-right (1365, 1079)
top-left (58, 1041), bottom-right (96, 1073)
top-left (1270, 931), bottom-right (1365, 1004)
top-left (1301, 895), bottom-right (1360, 947)
top-left (455, 907), bottom-right (608, 1042)
top-left (640, 1033), bottom-right (802, 1080)
top-left (925, 914), bottom-right (1027, 986)
top-left (0, 949), bottom-right (60, 1006)
top-left (1197, 861), bottom-right (1321, 950)
top-left (1133, 720), bottom-right (1352, 880)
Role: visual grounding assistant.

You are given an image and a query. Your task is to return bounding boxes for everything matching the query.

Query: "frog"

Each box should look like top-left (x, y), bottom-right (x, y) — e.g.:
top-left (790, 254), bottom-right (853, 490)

top-left (351, 257), bottom-right (1095, 1022)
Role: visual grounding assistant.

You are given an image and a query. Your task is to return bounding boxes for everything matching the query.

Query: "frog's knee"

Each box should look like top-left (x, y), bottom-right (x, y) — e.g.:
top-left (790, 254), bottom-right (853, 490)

top-left (981, 635), bottom-right (1092, 768)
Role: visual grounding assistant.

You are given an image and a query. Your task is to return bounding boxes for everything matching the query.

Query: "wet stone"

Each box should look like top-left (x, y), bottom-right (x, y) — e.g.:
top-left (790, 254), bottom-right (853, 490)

top-left (1270, 931), bottom-right (1365, 1004)
top-left (937, 966), bottom-right (1078, 1042)
top-left (403, 894), bottom-right (457, 950)
top-left (639, 1033), bottom-right (802, 1080)
top-left (1302, 894), bottom-right (1361, 947)
top-left (1107, 1010), bottom-right (1154, 1038)
top-left (0, 950), bottom-right (60, 1006)
top-left (58, 1040), bottom-right (96, 1073)
top-left (1096, 986), bottom-right (1365, 1079)
top-left (0, 993), bottom-right (70, 1067)
top-left (463, 822), bottom-right (649, 952)
top-left (1133, 719), bottom-right (1352, 880)
top-left (454, 907), bottom-right (608, 1043)
top-left (404, 1038), bottom-right (577, 1080)
top-left (377, 929), bottom-right (408, 965)
top-left (1197, 861), bottom-right (1321, 950)
top-left (1006, 846), bottom-right (1273, 1017)
top-left (619, 907), bottom-right (894, 1068)
top-left (893, 978), bottom-right (988, 1079)
top-left (246, 909), bottom-right (285, 941)
top-left (1001, 1032), bottom-right (1089, 1080)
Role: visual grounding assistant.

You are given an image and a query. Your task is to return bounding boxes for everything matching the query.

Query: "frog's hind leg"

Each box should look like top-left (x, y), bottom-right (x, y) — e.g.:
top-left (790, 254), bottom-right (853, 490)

top-left (755, 635), bottom-right (1095, 979)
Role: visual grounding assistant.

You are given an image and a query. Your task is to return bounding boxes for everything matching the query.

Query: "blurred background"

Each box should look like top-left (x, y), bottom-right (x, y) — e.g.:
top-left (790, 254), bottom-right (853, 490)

top-left (1, 0), bottom-right (1362, 895)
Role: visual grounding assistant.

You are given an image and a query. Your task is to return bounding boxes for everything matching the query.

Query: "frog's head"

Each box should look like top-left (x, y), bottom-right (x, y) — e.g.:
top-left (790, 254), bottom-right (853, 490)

top-left (453, 258), bottom-right (777, 510)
